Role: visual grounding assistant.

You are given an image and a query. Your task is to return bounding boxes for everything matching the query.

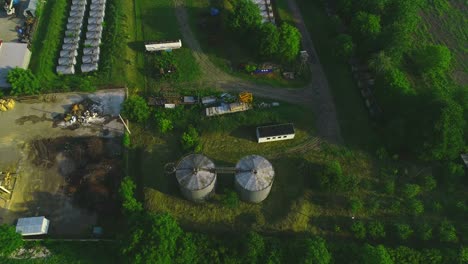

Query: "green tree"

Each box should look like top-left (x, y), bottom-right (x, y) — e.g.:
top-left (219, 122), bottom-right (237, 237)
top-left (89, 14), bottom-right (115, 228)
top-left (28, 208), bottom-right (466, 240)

top-left (421, 249), bottom-right (443, 264)
top-left (385, 67), bottom-right (412, 94)
top-left (158, 118), bottom-right (173, 134)
top-left (423, 175), bottom-right (437, 191)
top-left (277, 24), bottom-right (301, 62)
top-left (122, 95), bottom-right (150, 123)
top-left (335, 34), bottom-right (355, 59)
top-left (395, 223), bottom-right (413, 240)
top-left (351, 221), bottom-right (367, 239)
top-left (349, 197), bottom-right (364, 214)
top-left (318, 161), bottom-right (348, 192)
top-left (362, 244), bottom-right (393, 264)
top-left (439, 220), bottom-right (457, 242)
top-left (257, 23), bottom-right (280, 58)
top-left (421, 99), bottom-right (465, 161)
top-left (0, 224), bottom-right (23, 256)
top-left (222, 189), bottom-right (240, 209)
top-left (302, 237), bottom-right (331, 264)
top-left (459, 247), bottom-right (468, 264)
top-left (389, 246), bottom-right (421, 264)
top-left (121, 213), bottom-right (183, 264)
top-left (118, 176), bottom-right (143, 216)
top-left (413, 44), bottom-right (451, 75)
top-left (227, 0), bottom-right (262, 33)
top-left (181, 126), bottom-right (201, 152)
top-left (244, 231), bottom-right (265, 264)
top-left (352, 12), bottom-right (381, 38)
top-left (368, 221), bottom-right (386, 239)
top-left (7, 68), bottom-right (41, 95)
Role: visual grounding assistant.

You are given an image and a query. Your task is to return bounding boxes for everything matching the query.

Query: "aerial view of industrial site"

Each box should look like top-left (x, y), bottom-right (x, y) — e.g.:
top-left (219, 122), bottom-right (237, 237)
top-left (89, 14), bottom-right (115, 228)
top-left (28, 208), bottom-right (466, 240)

top-left (0, 0), bottom-right (466, 263)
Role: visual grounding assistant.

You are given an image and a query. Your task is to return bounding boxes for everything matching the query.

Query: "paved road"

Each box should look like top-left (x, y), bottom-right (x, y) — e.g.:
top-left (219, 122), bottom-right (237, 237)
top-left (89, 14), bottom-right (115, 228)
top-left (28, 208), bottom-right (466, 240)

top-left (173, 0), bottom-right (342, 143)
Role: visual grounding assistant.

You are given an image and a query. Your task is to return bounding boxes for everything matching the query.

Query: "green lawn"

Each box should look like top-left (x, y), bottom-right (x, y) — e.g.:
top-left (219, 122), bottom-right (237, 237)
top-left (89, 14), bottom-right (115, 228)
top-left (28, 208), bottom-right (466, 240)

top-left (295, 0), bottom-right (380, 151)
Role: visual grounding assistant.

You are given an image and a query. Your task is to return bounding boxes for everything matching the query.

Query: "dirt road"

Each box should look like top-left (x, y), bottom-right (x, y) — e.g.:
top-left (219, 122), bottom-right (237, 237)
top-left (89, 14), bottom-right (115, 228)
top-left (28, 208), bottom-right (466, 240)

top-left (173, 0), bottom-right (342, 143)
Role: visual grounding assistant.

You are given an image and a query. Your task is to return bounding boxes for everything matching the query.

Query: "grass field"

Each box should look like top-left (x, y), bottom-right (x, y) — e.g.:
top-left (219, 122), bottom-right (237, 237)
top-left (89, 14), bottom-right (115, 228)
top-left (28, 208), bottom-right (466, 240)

top-left (295, 0), bottom-right (379, 151)
top-left (0, 241), bottom-right (118, 264)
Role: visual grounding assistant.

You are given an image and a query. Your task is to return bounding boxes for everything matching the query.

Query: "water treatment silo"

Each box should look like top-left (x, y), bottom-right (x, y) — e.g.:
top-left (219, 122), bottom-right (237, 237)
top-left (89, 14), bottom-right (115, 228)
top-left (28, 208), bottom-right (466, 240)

top-left (235, 155), bottom-right (274, 203)
top-left (175, 154), bottom-right (217, 202)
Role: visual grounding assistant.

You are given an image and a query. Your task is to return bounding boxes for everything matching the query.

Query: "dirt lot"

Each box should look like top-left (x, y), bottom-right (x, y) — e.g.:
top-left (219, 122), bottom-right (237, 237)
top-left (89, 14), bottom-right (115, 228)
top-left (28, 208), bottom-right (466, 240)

top-left (0, 89), bottom-right (124, 236)
top-left (0, 0), bottom-right (28, 42)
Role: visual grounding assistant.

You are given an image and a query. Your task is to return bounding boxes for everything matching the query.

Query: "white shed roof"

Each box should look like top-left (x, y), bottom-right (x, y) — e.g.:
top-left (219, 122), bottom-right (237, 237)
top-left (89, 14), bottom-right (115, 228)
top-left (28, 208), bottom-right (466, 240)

top-left (145, 40), bottom-right (182, 51)
top-left (0, 42), bottom-right (32, 88)
top-left (16, 216), bottom-right (50, 236)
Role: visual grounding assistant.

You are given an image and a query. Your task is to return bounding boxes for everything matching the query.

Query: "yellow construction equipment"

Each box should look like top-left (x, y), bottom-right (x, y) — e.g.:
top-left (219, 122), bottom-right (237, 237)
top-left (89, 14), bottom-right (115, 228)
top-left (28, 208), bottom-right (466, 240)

top-left (239, 92), bottom-right (253, 104)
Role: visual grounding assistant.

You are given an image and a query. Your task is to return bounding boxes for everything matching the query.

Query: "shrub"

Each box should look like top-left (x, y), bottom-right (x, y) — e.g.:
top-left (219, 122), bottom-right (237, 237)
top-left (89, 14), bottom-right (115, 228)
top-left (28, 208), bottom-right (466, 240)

top-left (402, 184), bottom-right (421, 199)
top-left (349, 197), bottom-right (364, 214)
top-left (157, 118), bottom-right (173, 134)
top-left (122, 95), bottom-right (150, 123)
top-left (408, 199), bottom-right (424, 215)
top-left (0, 224), bottom-right (23, 256)
top-left (277, 23), bottom-right (302, 62)
top-left (181, 126), bottom-right (202, 152)
top-left (351, 221), bottom-right (366, 239)
top-left (412, 44), bottom-right (451, 75)
top-left (395, 223), bottom-right (413, 240)
top-left (221, 190), bottom-right (239, 209)
top-left (439, 220), bottom-right (457, 243)
top-left (417, 222), bottom-right (433, 241)
top-left (384, 179), bottom-right (395, 195)
top-left (368, 221), bottom-right (386, 239)
top-left (423, 175), bottom-right (437, 191)
top-left (335, 34), bottom-right (355, 59)
top-left (7, 68), bottom-right (41, 95)
top-left (362, 244), bottom-right (393, 264)
top-left (118, 176), bottom-right (143, 215)
top-left (227, 0), bottom-right (262, 33)
top-left (257, 23), bottom-right (280, 59)
top-left (122, 132), bottom-right (130, 148)
top-left (244, 231), bottom-right (265, 263)
top-left (318, 161), bottom-right (346, 192)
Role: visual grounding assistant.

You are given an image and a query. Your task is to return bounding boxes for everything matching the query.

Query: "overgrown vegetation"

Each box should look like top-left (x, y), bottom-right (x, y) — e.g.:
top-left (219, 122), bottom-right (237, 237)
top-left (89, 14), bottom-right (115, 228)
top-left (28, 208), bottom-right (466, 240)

top-left (0, 224), bottom-right (23, 257)
top-left (6, 68), bottom-right (41, 95)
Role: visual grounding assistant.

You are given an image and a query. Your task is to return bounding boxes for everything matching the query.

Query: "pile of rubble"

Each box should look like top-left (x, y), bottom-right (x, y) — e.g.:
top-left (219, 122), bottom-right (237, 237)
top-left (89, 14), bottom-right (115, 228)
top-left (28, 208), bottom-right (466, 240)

top-left (58, 99), bottom-right (106, 128)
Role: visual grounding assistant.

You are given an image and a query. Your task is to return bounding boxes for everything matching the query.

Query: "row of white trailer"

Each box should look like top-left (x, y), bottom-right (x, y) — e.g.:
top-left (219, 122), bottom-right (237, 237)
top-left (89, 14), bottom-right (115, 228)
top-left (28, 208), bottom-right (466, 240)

top-left (56, 0), bottom-right (106, 75)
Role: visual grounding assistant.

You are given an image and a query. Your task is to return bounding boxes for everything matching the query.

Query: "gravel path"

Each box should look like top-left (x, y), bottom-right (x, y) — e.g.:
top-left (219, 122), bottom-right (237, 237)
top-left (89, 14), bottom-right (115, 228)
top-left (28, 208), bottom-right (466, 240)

top-left (173, 0), bottom-right (342, 143)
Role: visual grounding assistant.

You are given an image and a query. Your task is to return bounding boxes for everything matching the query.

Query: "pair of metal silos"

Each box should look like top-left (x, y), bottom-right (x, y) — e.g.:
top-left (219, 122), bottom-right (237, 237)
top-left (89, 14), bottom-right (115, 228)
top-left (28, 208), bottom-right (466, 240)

top-left (175, 154), bottom-right (274, 203)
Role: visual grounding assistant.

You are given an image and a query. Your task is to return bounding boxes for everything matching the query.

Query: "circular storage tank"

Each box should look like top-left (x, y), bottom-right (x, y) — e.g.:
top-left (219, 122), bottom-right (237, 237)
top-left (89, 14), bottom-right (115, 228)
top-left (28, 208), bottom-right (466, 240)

top-left (175, 154), bottom-right (216, 202)
top-left (235, 155), bottom-right (274, 203)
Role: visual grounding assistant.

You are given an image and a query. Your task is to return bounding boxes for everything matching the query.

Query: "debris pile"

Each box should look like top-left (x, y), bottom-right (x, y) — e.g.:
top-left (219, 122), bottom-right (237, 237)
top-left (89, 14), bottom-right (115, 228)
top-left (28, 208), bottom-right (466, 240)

top-left (0, 98), bottom-right (15, 112)
top-left (57, 99), bottom-right (106, 128)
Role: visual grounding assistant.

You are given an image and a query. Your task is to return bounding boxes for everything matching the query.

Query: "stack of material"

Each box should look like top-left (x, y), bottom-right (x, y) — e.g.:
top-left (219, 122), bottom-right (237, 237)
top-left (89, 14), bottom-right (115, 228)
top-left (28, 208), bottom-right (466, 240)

top-left (57, 0), bottom-right (88, 75)
top-left (81, 0), bottom-right (107, 73)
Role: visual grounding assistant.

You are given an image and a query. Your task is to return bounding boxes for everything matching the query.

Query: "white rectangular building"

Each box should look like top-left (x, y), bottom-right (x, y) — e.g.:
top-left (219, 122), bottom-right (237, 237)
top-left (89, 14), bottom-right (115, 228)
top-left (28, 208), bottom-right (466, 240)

top-left (16, 216), bottom-right (50, 236)
top-left (145, 40), bottom-right (182, 52)
top-left (0, 42), bottom-right (32, 88)
top-left (256, 123), bottom-right (295, 143)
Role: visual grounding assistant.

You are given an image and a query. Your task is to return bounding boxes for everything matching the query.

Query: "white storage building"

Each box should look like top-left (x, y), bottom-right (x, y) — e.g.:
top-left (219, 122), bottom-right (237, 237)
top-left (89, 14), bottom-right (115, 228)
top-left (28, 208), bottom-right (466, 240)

top-left (145, 40), bottom-right (182, 52)
top-left (256, 123), bottom-right (295, 143)
top-left (16, 216), bottom-right (50, 236)
top-left (0, 42), bottom-right (32, 88)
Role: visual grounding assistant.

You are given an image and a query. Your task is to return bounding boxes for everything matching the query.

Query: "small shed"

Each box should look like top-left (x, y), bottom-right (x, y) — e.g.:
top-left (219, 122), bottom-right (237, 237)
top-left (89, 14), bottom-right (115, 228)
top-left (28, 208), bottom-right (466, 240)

top-left (82, 54), bottom-right (99, 64)
top-left (87, 24), bottom-right (103, 33)
top-left (63, 36), bottom-right (80, 44)
top-left (68, 16), bottom-right (83, 24)
top-left (62, 43), bottom-right (79, 51)
top-left (89, 9), bottom-right (105, 18)
top-left (81, 63), bottom-right (98, 73)
top-left (91, 0), bottom-right (106, 4)
top-left (201, 96), bottom-right (216, 105)
top-left (70, 4), bottom-right (85, 12)
top-left (16, 216), bottom-right (50, 236)
top-left (86, 30), bottom-right (102, 39)
top-left (66, 22), bottom-right (82, 31)
top-left (145, 40), bottom-right (182, 52)
top-left (69, 10), bottom-right (85, 17)
top-left (83, 47), bottom-right (100, 55)
top-left (58, 56), bottom-right (77, 66)
top-left (72, 0), bottom-right (87, 4)
top-left (84, 38), bottom-right (101, 47)
top-left (256, 123), bottom-right (295, 143)
top-left (60, 49), bottom-right (78, 58)
top-left (0, 42), bottom-right (32, 88)
top-left (64, 29), bottom-right (80, 38)
top-left (56, 65), bottom-right (75, 75)
top-left (90, 3), bottom-right (106, 11)
top-left (87, 16), bottom-right (104, 25)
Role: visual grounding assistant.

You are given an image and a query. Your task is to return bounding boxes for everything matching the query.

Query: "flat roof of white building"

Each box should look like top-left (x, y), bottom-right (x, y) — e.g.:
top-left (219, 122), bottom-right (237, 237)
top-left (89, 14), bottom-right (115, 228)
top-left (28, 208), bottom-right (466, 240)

top-left (0, 42), bottom-right (32, 88)
top-left (16, 216), bottom-right (50, 236)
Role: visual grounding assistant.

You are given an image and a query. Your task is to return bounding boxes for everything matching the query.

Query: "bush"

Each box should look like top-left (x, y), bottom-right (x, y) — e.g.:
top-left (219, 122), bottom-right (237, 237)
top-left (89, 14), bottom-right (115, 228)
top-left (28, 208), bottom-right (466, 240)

top-left (408, 199), bottom-right (424, 215)
top-left (181, 126), bottom-right (202, 152)
top-left (0, 224), bottom-right (23, 256)
top-left (122, 95), bottom-right (150, 123)
top-left (395, 223), bottom-right (413, 240)
top-left (302, 237), bottom-right (332, 264)
top-left (402, 184), bottom-right (421, 199)
top-left (277, 23), bottom-right (302, 62)
top-left (118, 176), bottom-right (143, 215)
top-left (335, 34), bottom-right (355, 59)
top-left (244, 231), bottom-right (265, 263)
top-left (351, 221), bottom-right (366, 239)
top-left (349, 197), bottom-right (364, 214)
top-left (362, 244), bottom-right (393, 264)
top-left (368, 221), bottom-right (386, 239)
top-left (221, 190), bottom-right (239, 209)
top-left (257, 23), bottom-right (280, 59)
top-left (439, 220), bottom-right (457, 243)
top-left (423, 175), bottom-right (437, 191)
top-left (318, 161), bottom-right (347, 192)
top-left (122, 132), bottom-right (130, 148)
top-left (417, 222), bottom-right (433, 241)
top-left (7, 68), bottom-right (41, 95)
top-left (412, 44), bottom-right (451, 75)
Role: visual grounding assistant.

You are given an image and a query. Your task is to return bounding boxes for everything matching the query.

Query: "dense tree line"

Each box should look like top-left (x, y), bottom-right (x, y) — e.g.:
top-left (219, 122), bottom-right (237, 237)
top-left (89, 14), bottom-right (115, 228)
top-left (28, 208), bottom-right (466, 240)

top-left (334, 0), bottom-right (466, 161)
top-left (118, 177), bottom-right (467, 264)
